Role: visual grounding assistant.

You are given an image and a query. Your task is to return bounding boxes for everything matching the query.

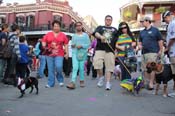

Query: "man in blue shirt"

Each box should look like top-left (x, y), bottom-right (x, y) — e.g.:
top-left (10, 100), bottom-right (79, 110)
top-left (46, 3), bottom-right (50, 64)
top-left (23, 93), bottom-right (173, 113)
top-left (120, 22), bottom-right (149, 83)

top-left (162, 11), bottom-right (175, 90)
top-left (139, 16), bottom-right (163, 90)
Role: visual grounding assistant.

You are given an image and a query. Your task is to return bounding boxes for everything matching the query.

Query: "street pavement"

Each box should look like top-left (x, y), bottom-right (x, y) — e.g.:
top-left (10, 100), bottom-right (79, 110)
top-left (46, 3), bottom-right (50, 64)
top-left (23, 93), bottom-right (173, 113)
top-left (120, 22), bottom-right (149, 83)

top-left (0, 72), bottom-right (175, 116)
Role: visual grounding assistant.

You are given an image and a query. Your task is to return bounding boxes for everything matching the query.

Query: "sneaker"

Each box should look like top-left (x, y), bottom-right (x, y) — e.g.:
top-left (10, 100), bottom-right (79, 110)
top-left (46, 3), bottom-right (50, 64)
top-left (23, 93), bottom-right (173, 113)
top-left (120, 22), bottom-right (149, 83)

top-left (105, 82), bottom-right (111, 90)
top-left (66, 82), bottom-right (76, 89)
top-left (59, 83), bottom-right (64, 87)
top-left (163, 94), bottom-right (168, 98)
top-left (80, 81), bottom-right (85, 88)
top-left (97, 76), bottom-right (104, 87)
top-left (45, 85), bottom-right (51, 88)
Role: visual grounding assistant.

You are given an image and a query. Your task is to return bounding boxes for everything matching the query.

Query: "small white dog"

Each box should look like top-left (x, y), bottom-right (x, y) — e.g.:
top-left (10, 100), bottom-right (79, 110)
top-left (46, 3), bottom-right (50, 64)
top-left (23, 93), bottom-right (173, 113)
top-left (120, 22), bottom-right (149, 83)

top-left (113, 65), bottom-right (121, 80)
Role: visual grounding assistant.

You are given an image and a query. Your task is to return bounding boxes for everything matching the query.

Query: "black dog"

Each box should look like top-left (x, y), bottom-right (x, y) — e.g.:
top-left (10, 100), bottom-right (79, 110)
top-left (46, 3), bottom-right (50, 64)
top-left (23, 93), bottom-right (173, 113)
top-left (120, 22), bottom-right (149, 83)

top-left (146, 62), bottom-right (175, 97)
top-left (17, 77), bottom-right (39, 98)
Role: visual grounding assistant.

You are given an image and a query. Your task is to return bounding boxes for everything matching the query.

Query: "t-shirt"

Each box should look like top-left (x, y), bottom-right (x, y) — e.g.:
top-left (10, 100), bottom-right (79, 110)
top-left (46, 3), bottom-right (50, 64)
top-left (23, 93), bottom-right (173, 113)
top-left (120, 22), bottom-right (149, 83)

top-left (72, 32), bottom-right (90, 53)
top-left (0, 32), bottom-right (8, 49)
top-left (93, 26), bottom-right (118, 53)
top-left (166, 19), bottom-right (175, 57)
top-left (42, 32), bottom-right (68, 57)
top-left (72, 32), bottom-right (90, 60)
top-left (19, 43), bottom-right (29, 64)
top-left (116, 34), bottom-right (133, 57)
top-left (139, 26), bottom-right (163, 54)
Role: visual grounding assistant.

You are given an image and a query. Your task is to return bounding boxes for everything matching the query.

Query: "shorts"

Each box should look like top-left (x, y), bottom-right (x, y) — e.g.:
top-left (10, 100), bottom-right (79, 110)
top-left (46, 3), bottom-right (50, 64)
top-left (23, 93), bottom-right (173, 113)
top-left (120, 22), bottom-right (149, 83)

top-left (141, 53), bottom-right (158, 72)
top-left (93, 50), bottom-right (115, 72)
top-left (170, 57), bottom-right (175, 75)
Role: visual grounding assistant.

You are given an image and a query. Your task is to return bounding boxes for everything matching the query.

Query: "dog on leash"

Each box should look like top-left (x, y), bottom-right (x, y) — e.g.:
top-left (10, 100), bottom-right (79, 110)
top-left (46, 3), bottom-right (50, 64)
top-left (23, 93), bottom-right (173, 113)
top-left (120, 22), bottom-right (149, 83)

top-left (113, 65), bottom-right (121, 80)
top-left (17, 77), bottom-right (39, 98)
top-left (146, 62), bottom-right (175, 97)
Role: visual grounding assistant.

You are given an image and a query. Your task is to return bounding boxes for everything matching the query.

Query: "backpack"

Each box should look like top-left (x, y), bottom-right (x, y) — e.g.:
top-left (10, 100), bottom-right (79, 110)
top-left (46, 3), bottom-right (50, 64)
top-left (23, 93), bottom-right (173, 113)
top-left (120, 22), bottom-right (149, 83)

top-left (0, 34), bottom-right (15, 58)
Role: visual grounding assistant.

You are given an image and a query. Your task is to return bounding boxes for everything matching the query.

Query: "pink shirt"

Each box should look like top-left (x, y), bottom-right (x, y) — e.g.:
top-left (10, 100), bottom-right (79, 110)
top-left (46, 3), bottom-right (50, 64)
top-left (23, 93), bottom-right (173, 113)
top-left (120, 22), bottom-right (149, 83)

top-left (42, 32), bottom-right (68, 57)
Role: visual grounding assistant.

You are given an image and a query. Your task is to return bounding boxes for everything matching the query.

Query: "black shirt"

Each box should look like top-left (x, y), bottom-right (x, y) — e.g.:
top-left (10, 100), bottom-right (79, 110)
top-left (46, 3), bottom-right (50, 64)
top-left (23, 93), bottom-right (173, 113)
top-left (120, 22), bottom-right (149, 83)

top-left (94, 26), bottom-right (118, 53)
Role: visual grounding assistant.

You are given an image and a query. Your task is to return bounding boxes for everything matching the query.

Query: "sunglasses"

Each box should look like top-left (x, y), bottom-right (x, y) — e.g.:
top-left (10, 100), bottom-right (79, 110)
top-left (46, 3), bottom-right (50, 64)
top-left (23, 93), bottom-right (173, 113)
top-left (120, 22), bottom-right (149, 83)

top-left (120, 26), bottom-right (127, 29)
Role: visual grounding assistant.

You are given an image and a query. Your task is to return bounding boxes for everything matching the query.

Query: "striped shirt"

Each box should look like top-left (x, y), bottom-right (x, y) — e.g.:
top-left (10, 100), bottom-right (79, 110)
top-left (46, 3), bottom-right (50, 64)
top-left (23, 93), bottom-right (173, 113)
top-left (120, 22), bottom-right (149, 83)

top-left (9, 32), bottom-right (21, 59)
top-left (116, 34), bottom-right (133, 57)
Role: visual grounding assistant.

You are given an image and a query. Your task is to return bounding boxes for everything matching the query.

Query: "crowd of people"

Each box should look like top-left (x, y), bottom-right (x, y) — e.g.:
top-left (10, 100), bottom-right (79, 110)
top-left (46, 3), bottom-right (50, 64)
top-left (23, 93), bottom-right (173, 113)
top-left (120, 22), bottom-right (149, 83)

top-left (0, 10), bottom-right (175, 97)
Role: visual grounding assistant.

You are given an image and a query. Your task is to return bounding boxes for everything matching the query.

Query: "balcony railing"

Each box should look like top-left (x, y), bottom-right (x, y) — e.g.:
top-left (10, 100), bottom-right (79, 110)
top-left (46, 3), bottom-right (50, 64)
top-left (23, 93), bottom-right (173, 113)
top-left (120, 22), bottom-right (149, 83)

top-left (19, 24), bottom-right (76, 33)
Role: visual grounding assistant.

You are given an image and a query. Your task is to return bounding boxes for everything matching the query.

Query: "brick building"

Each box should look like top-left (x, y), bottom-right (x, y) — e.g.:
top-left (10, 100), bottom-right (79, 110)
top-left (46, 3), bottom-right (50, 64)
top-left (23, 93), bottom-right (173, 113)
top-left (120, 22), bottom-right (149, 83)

top-left (0, 0), bottom-right (91, 33)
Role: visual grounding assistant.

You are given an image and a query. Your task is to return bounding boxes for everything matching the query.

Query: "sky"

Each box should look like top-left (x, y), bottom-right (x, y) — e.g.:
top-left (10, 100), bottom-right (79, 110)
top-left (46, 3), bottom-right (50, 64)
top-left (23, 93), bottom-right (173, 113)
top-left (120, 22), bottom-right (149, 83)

top-left (3, 0), bottom-right (129, 27)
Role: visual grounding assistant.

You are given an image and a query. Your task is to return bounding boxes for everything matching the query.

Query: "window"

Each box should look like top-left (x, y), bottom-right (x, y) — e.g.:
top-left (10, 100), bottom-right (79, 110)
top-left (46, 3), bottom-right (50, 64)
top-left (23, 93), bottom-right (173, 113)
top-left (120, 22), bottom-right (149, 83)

top-left (53, 15), bottom-right (62, 22)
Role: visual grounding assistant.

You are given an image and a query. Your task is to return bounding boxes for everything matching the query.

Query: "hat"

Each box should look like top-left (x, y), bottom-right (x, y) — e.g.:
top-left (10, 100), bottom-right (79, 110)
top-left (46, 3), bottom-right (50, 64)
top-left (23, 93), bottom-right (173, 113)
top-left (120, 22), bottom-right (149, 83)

top-left (140, 16), bottom-right (151, 22)
top-left (162, 11), bottom-right (172, 22)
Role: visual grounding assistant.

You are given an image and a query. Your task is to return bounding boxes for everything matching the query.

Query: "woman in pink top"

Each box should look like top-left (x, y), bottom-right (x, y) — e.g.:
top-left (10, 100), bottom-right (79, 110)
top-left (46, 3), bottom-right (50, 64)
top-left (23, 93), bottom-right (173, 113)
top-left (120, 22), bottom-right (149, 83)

top-left (42, 20), bottom-right (69, 88)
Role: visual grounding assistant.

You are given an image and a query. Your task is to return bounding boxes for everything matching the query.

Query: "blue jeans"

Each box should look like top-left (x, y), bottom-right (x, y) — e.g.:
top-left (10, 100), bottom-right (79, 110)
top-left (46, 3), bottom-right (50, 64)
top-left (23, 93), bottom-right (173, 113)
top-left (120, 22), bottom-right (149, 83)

top-left (0, 59), bottom-right (6, 81)
top-left (71, 53), bottom-right (85, 83)
top-left (38, 55), bottom-right (46, 78)
top-left (46, 56), bottom-right (64, 87)
top-left (119, 57), bottom-right (131, 81)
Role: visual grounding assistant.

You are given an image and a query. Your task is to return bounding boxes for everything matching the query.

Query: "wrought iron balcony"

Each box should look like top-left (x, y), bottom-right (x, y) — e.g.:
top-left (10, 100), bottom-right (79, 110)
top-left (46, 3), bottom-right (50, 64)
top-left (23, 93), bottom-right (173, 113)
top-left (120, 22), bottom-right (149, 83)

top-left (20, 24), bottom-right (75, 33)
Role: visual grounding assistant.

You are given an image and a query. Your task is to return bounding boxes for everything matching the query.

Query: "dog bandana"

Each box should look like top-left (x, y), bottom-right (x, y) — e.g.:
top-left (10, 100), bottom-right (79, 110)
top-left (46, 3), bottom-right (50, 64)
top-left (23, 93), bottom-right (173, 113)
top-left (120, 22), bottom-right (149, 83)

top-left (17, 78), bottom-right (26, 91)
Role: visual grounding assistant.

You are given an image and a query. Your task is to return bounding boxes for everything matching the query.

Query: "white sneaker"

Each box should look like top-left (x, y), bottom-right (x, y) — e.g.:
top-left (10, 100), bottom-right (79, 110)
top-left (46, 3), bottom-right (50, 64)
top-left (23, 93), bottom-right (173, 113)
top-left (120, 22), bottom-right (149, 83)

top-left (45, 85), bottom-right (51, 88)
top-left (97, 76), bottom-right (104, 87)
top-left (105, 82), bottom-right (111, 90)
top-left (163, 94), bottom-right (167, 98)
top-left (59, 83), bottom-right (64, 87)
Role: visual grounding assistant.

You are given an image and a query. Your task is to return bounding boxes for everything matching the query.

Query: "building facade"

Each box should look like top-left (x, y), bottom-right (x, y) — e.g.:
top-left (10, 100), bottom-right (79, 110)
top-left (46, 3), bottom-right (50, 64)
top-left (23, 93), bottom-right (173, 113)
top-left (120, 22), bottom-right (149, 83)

top-left (120, 0), bottom-right (175, 31)
top-left (0, 0), bottom-right (91, 33)
top-left (83, 15), bottom-right (98, 32)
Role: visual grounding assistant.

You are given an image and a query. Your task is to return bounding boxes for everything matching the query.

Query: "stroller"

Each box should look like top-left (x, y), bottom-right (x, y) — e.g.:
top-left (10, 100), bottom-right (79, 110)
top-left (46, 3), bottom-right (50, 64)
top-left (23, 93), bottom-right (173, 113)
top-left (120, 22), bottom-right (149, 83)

top-left (120, 46), bottom-right (144, 95)
top-left (107, 43), bottom-right (144, 95)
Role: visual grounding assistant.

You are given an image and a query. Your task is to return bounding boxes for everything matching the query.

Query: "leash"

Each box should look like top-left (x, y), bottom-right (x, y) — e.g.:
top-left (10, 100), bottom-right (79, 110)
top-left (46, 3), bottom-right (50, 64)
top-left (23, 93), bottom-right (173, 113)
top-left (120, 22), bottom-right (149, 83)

top-left (106, 42), bottom-right (132, 76)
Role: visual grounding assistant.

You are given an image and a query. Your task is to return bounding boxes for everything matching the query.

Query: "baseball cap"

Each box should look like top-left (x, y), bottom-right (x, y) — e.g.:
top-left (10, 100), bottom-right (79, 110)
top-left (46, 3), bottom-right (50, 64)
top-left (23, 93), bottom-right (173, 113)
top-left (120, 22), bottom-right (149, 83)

top-left (140, 16), bottom-right (151, 22)
top-left (162, 11), bottom-right (172, 22)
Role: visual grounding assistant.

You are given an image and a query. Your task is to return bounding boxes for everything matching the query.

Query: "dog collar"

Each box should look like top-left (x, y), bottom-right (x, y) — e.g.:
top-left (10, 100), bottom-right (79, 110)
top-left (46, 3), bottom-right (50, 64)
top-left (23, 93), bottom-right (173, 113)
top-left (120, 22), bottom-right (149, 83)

top-left (155, 65), bottom-right (164, 74)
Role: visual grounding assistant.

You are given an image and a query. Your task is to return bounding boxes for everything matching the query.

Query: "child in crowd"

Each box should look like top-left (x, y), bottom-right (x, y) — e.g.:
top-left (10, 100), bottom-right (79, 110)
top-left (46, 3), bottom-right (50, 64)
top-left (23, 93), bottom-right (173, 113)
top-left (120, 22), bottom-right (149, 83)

top-left (16, 36), bottom-right (29, 78)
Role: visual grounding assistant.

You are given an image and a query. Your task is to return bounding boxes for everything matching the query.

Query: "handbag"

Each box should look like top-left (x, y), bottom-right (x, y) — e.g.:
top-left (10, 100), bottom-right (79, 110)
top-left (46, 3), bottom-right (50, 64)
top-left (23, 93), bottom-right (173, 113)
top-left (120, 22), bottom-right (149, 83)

top-left (77, 49), bottom-right (86, 61)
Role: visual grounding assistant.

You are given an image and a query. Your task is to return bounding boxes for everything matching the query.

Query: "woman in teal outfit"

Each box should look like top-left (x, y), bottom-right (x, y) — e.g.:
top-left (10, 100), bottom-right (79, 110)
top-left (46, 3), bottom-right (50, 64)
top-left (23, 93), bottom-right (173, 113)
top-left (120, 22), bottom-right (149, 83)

top-left (67, 22), bottom-right (90, 89)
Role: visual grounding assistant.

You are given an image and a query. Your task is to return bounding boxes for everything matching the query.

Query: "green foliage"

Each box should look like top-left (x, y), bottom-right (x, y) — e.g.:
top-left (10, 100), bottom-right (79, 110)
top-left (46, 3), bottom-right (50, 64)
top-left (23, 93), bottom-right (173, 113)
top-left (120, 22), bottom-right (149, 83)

top-left (124, 11), bottom-right (132, 18)
top-left (155, 7), bottom-right (166, 13)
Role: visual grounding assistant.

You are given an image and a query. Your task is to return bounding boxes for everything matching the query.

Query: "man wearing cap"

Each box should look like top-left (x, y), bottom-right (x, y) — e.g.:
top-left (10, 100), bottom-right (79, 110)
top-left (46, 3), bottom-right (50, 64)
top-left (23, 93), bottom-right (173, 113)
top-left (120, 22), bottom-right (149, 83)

top-left (162, 11), bottom-right (175, 90)
top-left (139, 16), bottom-right (163, 90)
